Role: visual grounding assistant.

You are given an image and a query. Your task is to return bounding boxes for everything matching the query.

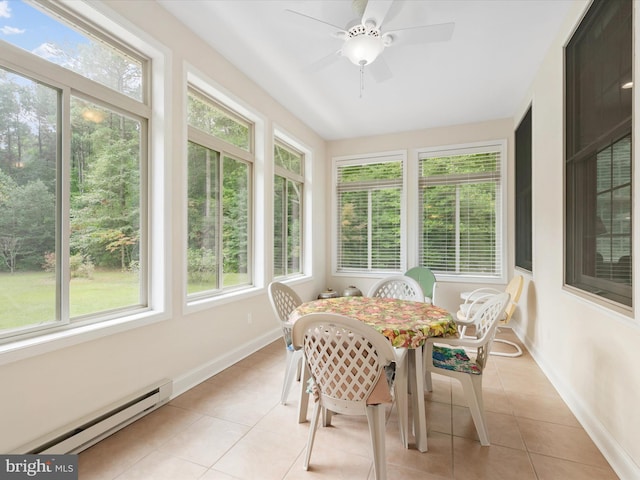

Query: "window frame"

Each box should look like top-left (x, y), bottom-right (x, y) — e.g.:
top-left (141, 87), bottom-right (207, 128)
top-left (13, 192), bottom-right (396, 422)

top-left (332, 150), bottom-right (407, 276)
top-left (416, 140), bottom-right (507, 283)
top-left (515, 106), bottom-right (533, 272)
top-left (184, 70), bottom-right (266, 312)
top-left (185, 83), bottom-right (256, 303)
top-left (564, 0), bottom-right (633, 310)
top-left (0, 0), bottom-right (168, 360)
top-left (273, 138), bottom-right (305, 280)
top-left (0, 11), bottom-right (152, 338)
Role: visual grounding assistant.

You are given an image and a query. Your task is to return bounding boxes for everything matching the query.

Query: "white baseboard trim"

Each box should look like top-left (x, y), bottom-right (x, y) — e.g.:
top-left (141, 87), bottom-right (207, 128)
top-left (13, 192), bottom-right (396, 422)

top-left (514, 327), bottom-right (639, 480)
top-left (171, 327), bottom-right (282, 399)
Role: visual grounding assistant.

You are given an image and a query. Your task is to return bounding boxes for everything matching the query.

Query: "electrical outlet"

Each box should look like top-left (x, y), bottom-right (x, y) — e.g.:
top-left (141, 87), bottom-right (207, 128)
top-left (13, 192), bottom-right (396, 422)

top-left (247, 312), bottom-right (252, 324)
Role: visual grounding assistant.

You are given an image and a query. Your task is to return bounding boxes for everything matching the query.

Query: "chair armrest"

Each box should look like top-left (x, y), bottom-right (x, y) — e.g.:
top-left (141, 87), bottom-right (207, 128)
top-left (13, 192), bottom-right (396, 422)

top-left (455, 311), bottom-right (475, 326)
top-left (425, 335), bottom-right (485, 350)
top-left (457, 289), bottom-right (501, 323)
top-left (461, 287), bottom-right (501, 304)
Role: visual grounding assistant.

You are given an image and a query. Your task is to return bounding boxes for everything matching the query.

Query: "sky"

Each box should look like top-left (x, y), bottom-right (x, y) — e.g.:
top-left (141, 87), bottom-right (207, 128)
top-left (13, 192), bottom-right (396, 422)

top-left (0, 0), bottom-right (87, 58)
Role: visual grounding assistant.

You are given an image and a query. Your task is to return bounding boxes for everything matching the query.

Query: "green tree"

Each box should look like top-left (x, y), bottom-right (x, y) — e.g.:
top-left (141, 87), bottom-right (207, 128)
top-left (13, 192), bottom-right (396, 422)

top-left (222, 156), bottom-right (249, 277)
top-left (71, 134), bottom-right (140, 270)
top-left (0, 179), bottom-right (55, 272)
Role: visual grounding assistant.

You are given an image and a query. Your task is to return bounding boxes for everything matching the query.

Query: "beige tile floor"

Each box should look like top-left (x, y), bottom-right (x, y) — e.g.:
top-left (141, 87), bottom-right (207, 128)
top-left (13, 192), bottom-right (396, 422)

top-left (79, 330), bottom-right (619, 479)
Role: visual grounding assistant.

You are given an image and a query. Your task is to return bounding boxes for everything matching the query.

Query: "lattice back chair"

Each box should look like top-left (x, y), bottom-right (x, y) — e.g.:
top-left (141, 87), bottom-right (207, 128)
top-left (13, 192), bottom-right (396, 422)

top-left (268, 281), bottom-right (304, 404)
top-left (367, 274), bottom-right (422, 449)
top-left (405, 266), bottom-right (438, 304)
top-left (292, 313), bottom-right (396, 480)
top-left (456, 275), bottom-right (524, 357)
top-left (424, 292), bottom-right (510, 445)
top-left (367, 275), bottom-right (424, 302)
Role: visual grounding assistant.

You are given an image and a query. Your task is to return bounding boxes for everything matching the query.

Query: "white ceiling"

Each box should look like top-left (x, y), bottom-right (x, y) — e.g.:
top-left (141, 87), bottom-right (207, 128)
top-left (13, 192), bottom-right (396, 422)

top-left (157, 0), bottom-right (575, 140)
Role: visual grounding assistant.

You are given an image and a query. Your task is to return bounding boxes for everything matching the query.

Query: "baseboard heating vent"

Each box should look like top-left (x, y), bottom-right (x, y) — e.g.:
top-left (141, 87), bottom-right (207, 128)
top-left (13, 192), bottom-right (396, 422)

top-left (16, 379), bottom-right (172, 455)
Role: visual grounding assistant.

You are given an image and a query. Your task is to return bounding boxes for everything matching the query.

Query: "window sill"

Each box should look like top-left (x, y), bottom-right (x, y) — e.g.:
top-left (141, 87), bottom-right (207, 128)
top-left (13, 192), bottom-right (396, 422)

top-left (185, 285), bottom-right (264, 315)
top-left (562, 284), bottom-right (635, 326)
top-left (0, 310), bottom-right (169, 367)
top-left (184, 275), bottom-right (314, 315)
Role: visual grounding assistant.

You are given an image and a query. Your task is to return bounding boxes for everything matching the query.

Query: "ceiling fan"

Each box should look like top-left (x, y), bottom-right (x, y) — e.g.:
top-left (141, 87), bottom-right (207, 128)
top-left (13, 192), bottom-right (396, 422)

top-left (286, 0), bottom-right (454, 87)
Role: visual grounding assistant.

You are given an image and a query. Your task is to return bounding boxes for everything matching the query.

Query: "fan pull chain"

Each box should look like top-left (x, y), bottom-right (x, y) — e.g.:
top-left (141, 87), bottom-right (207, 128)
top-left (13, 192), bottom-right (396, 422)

top-left (359, 63), bottom-right (365, 98)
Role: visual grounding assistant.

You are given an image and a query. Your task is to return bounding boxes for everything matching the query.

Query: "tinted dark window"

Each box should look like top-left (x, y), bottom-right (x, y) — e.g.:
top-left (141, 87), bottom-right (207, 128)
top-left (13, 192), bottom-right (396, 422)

top-left (515, 107), bottom-right (532, 272)
top-left (565, 0), bottom-right (632, 306)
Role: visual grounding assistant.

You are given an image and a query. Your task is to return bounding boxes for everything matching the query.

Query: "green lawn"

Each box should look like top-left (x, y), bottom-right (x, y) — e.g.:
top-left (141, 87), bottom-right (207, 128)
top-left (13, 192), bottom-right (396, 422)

top-left (1, 270), bottom-right (251, 332)
top-left (186, 272), bottom-right (250, 295)
top-left (0, 270), bottom-right (139, 331)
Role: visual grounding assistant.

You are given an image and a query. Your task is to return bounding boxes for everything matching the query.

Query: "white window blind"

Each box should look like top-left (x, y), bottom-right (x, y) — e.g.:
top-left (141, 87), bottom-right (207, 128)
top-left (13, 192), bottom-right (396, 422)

top-left (418, 144), bottom-right (503, 278)
top-left (336, 156), bottom-right (403, 273)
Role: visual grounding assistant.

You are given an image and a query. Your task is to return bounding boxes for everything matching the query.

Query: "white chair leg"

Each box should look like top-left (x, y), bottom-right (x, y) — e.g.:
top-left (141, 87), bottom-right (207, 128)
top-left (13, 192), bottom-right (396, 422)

top-left (322, 408), bottom-right (333, 427)
top-left (408, 347), bottom-right (428, 452)
top-left (393, 349), bottom-right (409, 448)
top-left (281, 350), bottom-right (300, 404)
top-left (422, 343), bottom-right (433, 393)
top-left (365, 404), bottom-right (387, 480)
top-left (460, 375), bottom-right (490, 445)
top-left (303, 400), bottom-right (322, 470)
top-left (424, 370), bottom-right (433, 392)
top-left (295, 355), bottom-right (303, 380)
top-left (298, 362), bottom-right (310, 423)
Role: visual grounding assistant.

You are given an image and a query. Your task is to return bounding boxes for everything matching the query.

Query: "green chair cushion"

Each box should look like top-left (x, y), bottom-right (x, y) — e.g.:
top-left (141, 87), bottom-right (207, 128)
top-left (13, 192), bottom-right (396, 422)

top-left (432, 345), bottom-right (482, 375)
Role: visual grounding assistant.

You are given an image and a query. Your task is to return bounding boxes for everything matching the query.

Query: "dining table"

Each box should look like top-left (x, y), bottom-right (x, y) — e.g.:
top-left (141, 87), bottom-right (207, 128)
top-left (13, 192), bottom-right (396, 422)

top-left (289, 295), bottom-right (457, 452)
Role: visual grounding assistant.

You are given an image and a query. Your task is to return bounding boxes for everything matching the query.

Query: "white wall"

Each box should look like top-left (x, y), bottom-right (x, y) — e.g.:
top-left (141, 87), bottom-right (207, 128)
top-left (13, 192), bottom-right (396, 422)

top-left (0, 1), bottom-right (327, 453)
top-left (510, 2), bottom-right (640, 478)
top-left (326, 119), bottom-right (514, 314)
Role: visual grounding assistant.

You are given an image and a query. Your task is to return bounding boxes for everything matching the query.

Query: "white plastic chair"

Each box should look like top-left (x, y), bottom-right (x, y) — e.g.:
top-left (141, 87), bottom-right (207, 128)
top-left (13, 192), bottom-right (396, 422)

top-left (368, 275), bottom-right (424, 302)
top-left (456, 275), bottom-right (524, 357)
top-left (424, 292), bottom-right (510, 445)
top-left (367, 274), bottom-right (422, 449)
top-left (405, 266), bottom-right (437, 304)
top-left (292, 313), bottom-right (396, 480)
top-left (267, 281), bottom-right (304, 405)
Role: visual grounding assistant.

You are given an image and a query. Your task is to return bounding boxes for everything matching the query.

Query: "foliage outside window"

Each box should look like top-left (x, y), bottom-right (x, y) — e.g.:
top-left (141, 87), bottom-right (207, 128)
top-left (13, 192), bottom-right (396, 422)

top-left (565, 0), bottom-right (632, 307)
top-left (187, 88), bottom-right (252, 297)
top-left (0, 0), bottom-right (148, 339)
top-left (418, 143), bottom-right (504, 278)
top-left (274, 140), bottom-right (303, 278)
top-left (335, 154), bottom-right (403, 273)
top-left (515, 107), bottom-right (533, 272)
top-left (188, 92), bottom-right (251, 152)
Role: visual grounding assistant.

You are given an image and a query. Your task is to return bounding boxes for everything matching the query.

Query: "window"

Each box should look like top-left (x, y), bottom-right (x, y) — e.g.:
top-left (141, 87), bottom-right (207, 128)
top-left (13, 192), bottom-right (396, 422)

top-left (334, 153), bottom-right (404, 273)
top-left (186, 88), bottom-right (253, 297)
top-left (274, 140), bottom-right (303, 278)
top-left (565, 0), bottom-right (632, 307)
top-left (0, 1), bottom-right (149, 341)
top-left (2, 1), bottom-right (144, 101)
top-left (418, 142), bottom-right (505, 279)
top-left (515, 107), bottom-right (533, 272)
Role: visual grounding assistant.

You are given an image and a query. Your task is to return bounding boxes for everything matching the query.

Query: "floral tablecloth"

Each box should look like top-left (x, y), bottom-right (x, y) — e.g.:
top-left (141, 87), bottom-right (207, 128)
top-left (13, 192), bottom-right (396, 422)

top-left (289, 296), bottom-right (457, 349)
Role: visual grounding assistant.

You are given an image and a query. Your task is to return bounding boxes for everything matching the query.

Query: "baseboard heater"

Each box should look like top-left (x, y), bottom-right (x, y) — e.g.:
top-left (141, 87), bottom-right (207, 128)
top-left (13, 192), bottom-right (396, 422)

top-left (14, 379), bottom-right (172, 455)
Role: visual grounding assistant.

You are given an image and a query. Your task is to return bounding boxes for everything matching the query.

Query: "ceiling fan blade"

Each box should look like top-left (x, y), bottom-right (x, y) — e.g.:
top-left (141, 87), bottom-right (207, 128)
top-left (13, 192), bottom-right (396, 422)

top-left (285, 9), bottom-right (346, 36)
top-left (387, 22), bottom-right (455, 46)
top-left (361, 0), bottom-right (395, 28)
top-left (303, 50), bottom-right (342, 73)
top-left (368, 56), bottom-right (393, 83)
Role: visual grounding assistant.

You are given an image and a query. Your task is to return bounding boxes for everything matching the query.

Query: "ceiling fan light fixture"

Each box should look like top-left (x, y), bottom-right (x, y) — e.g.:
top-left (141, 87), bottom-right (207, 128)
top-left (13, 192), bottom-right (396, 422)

top-left (342, 33), bottom-right (384, 66)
